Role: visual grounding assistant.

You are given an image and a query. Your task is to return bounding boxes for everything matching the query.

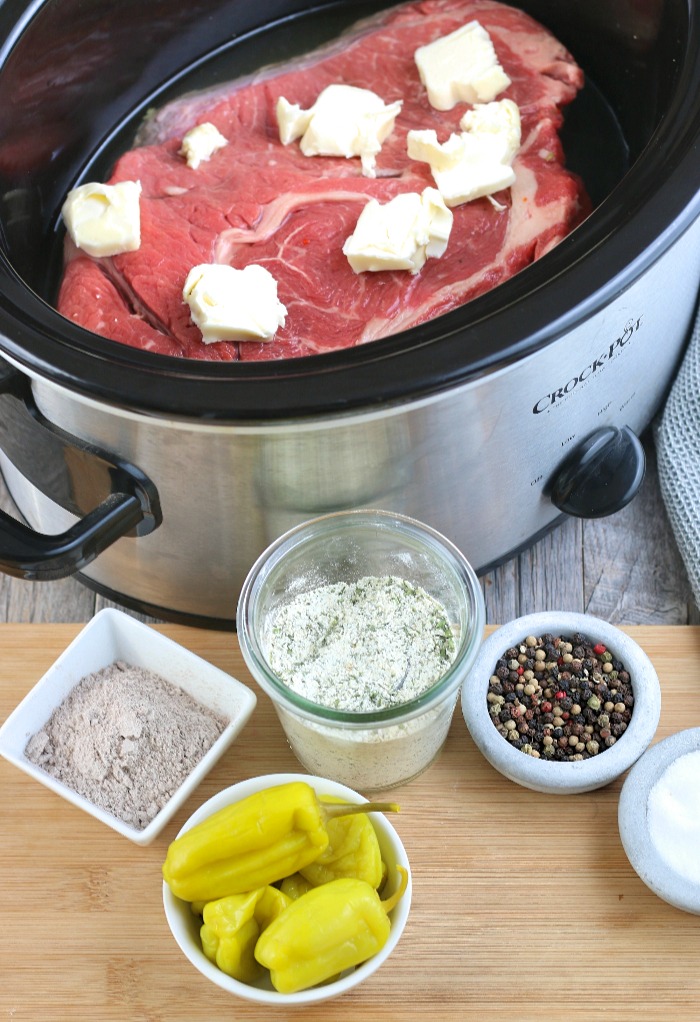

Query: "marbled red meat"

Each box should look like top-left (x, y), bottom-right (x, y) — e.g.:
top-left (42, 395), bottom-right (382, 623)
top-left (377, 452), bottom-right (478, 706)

top-left (57, 0), bottom-right (590, 360)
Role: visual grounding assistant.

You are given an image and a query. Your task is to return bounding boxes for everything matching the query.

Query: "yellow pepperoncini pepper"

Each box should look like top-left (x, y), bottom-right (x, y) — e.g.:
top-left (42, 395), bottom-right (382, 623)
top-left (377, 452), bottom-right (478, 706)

top-left (162, 780), bottom-right (399, 902)
top-left (254, 865), bottom-right (410, 993)
top-left (200, 885), bottom-right (291, 983)
top-left (279, 872), bottom-right (315, 901)
top-left (300, 795), bottom-right (383, 889)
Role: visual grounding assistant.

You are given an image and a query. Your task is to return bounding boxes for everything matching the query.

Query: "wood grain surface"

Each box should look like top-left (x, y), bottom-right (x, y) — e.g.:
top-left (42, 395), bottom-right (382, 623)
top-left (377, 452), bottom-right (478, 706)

top-left (2, 623), bottom-right (699, 1022)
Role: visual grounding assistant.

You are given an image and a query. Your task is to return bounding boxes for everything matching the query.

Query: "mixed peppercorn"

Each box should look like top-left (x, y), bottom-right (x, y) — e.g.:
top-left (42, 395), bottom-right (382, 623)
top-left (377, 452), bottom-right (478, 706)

top-left (487, 632), bottom-right (634, 760)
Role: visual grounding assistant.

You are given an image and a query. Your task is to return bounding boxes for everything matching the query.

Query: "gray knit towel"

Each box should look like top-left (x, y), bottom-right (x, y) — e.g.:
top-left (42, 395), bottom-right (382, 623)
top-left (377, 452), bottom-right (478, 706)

top-left (655, 305), bottom-right (700, 606)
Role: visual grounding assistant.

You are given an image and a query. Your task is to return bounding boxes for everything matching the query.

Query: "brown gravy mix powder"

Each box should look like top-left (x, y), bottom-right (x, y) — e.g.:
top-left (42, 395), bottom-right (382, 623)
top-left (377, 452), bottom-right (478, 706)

top-left (24, 661), bottom-right (227, 829)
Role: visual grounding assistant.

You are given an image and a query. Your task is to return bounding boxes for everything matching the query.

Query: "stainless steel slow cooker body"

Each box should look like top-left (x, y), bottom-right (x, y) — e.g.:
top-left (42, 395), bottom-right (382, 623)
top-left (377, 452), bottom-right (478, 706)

top-left (0, 0), bottom-right (699, 626)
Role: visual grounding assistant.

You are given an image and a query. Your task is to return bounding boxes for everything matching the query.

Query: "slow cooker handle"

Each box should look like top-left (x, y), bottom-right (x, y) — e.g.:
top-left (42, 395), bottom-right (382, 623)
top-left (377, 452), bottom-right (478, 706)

top-left (547, 425), bottom-right (646, 518)
top-left (0, 360), bottom-right (162, 581)
top-left (0, 497), bottom-right (145, 581)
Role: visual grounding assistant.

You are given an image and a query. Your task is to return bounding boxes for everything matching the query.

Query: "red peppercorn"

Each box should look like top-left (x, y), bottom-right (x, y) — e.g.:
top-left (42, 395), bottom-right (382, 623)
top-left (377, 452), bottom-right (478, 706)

top-left (593, 643), bottom-right (606, 655)
top-left (541, 701), bottom-right (552, 713)
top-left (555, 690), bottom-right (565, 700)
top-left (517, 666), bottom-right (524, 675)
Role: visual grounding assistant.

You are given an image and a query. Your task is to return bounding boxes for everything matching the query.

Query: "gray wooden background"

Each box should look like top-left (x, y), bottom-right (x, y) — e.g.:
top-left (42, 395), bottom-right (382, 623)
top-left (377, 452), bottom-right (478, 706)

top-left (0, 433), bottom-right (695, 628)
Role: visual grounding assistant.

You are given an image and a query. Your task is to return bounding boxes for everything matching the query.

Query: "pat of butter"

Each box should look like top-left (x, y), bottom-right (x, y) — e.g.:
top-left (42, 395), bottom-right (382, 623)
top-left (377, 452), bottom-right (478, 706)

top-left (414, 20), bottom-right (511, 111)
top-left (276, 83), bottom-right (402, 178)
top-left (62, 180), bottom-right (141, 258)
top-left (183, 263), bottom-right (287, 343)
top-left (179, 122), bottom-right (228, 169)
top-left (407, 99), bottom-right (521, 206)
top-left (343, 187), bottom-right (453, 274)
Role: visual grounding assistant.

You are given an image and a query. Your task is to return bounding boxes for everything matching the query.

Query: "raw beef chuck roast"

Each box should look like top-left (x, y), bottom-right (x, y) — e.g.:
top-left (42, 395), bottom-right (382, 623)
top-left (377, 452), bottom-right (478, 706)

top-left (57, 0), bottom-right (591, 361)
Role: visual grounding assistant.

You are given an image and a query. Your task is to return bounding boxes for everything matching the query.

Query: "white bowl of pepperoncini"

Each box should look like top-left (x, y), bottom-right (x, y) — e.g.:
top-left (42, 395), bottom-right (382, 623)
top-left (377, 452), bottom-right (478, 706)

top-left (162, 772), bottom-right (412, 1004)
top-left (461, 612), bottom-right (661, 794)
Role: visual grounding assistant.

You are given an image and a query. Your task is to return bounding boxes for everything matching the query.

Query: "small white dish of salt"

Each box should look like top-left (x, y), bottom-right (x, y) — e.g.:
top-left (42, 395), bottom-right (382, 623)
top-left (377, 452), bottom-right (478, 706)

top-left (0, 608), bottom-right (256, 845)
top-left (618, 726), bottom-right (700, 914)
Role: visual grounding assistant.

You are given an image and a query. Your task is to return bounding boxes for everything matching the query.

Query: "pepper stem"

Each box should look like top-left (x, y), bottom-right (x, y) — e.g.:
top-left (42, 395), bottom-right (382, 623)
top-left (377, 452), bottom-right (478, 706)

top-left (321, 800), bottom-right (400, 820)
top-left (381, 865), bottom-right (409, 913)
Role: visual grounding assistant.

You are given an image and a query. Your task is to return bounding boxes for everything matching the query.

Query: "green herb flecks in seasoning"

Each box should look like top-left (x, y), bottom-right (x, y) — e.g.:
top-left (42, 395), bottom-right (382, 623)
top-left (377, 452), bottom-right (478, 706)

top-left (266, 575), bottom-right (459, 712)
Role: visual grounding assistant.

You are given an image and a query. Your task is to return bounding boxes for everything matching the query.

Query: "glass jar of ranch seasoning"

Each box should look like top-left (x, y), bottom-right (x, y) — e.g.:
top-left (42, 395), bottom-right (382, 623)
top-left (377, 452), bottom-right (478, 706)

top-left (237, 509), bottom-right (485, 791)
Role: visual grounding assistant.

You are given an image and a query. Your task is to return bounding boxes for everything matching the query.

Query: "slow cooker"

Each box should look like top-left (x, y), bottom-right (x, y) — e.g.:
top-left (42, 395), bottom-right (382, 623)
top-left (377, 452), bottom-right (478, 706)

top-left (0, 0), bottom-right (698, 628)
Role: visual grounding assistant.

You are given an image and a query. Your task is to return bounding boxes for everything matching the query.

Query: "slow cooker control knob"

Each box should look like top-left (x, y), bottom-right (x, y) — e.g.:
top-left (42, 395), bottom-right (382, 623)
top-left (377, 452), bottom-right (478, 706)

top-left (548, 425), bottom-right (646, 519)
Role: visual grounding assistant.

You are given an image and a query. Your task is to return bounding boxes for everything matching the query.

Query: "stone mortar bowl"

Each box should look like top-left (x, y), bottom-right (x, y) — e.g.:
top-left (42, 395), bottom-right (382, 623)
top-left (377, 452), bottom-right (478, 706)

top-left (461, 611), bottom-right (661, 795)
top-left (618, 727), bottom-right (700, 914)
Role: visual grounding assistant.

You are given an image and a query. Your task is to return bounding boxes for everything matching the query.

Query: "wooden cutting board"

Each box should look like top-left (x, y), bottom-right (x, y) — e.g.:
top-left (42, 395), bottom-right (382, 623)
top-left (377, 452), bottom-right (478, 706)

top-left (1, 623), bottom-right (699, 1022)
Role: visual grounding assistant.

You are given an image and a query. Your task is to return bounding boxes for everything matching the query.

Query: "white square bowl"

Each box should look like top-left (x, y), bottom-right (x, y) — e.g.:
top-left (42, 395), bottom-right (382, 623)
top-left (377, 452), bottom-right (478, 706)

top-left (0, 608), bottom-right (257, 844)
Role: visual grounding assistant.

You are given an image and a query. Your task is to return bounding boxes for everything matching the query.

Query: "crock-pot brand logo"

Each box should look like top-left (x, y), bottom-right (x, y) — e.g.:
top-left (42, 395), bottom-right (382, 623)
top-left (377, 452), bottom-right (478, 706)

top-left (532, 316), bottom-right (643, 414)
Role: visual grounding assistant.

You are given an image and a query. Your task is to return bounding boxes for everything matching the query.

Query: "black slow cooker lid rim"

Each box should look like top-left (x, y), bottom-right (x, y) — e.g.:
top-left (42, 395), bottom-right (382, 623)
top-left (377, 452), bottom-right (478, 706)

top-left (3, 0), bottom-right (700, 418)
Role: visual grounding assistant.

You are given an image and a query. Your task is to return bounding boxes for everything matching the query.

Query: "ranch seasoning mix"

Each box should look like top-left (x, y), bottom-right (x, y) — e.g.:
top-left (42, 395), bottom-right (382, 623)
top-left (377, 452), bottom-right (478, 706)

top-left (262, 574), bottom-right (463, 790)
top-left (267, 575), bottom-right (457, 712)
top-left (237, 508), bottom-right (486, 792)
